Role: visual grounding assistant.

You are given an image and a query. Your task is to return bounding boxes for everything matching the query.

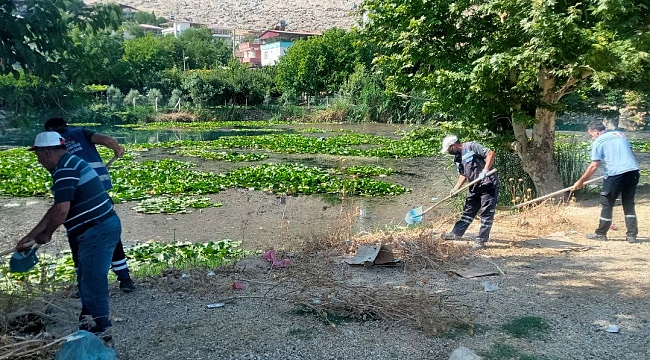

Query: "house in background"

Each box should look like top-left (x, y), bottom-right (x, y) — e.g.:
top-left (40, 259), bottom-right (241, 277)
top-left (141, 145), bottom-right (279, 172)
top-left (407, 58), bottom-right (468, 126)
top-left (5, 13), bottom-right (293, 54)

top-left (140, 24), bottom-right (164, 35)
top-left (161, 20), bottom-right (204, 37)
top-left (259, 29), bottom-right (319, 66)
top-left (118, 4), bottom-right (139, 20)
top-left (208, 25), bottom-right (233, 43)
top-left (238, 41), bottom-right (262, 67)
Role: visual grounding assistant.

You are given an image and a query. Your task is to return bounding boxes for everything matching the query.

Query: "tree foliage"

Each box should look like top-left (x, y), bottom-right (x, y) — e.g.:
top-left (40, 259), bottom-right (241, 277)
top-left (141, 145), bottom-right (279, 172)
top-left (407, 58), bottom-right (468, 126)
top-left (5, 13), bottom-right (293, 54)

top-left (275, 28), bottom-right (372, 96)
top-left (361, 0), bottom-right (650, 194)
top-left (123, 34), bottom-right (176, 89)
top-left (132, 11), bottom-right (166, 26)
top-left (176, 28), bottom-right (232, 70)
top-left (65, 28), bottom-right (129, 87)
top-left (0, 0), bottom-right (121, 79)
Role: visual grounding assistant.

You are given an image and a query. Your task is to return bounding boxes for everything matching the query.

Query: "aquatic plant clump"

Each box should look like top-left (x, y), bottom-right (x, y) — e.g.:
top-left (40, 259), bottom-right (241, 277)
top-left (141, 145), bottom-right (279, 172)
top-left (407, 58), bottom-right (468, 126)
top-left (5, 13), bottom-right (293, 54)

top-left (122, 120), bottom-right (288, 131)
top-left (108, 159), bottom-right (231, 202)
top-left (0, 149), bottom-right (51, 197)
top-left (340, 166), bottom-right (394, 177)
top-left (170, 148), bottom-right (268, 162)
top-left (0, 241), bottom-right (248, 292)
top-left (132, 195), bottom-right (222, 214)
top-left (227, 163), bottom-right (408, 196)
top-left (128, 133), bottom-right (438, 158)
top-left (125, 240), bottom-right (250, 271)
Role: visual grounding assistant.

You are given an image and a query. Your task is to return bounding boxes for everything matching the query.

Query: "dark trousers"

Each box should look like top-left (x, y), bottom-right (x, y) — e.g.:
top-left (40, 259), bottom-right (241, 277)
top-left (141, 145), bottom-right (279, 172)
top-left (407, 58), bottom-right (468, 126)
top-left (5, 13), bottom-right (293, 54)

top-left (451, 183), bottom-right (499, 241)
top-left (70, 239), bottom-right (130, 281)
top-left (596, 170), bottom-right (639, 238)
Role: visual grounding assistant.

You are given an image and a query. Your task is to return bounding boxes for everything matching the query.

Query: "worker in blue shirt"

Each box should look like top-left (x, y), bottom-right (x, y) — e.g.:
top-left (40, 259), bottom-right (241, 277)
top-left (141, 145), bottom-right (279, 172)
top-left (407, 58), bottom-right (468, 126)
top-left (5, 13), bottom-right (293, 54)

top-left (573, 121), bottom-right (640, 243)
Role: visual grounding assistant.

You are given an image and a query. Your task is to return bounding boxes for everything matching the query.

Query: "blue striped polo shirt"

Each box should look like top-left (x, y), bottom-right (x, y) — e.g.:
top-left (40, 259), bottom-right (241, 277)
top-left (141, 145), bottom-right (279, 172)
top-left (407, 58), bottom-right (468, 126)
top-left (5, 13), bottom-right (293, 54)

top-left (59, 127), bottom-right (113, 190)
top-left (51, 153), bottom-right (114, 235)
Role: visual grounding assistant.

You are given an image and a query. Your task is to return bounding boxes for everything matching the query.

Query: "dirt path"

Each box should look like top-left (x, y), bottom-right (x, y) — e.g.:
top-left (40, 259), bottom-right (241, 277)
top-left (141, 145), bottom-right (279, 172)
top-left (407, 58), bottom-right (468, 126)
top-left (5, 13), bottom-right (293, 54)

top-left (98, 198), bottom-right (650, 359)
top-left (1, 194), bottom-right (649, 359)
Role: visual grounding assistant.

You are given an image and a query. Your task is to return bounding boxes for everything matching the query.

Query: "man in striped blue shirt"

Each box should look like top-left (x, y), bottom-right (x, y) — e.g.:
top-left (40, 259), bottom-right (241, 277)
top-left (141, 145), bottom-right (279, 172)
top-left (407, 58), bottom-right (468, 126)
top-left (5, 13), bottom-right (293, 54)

top-left (16, 132), bottom-right (121, 339)
top-left (45, 117), bottom-right (134, 292)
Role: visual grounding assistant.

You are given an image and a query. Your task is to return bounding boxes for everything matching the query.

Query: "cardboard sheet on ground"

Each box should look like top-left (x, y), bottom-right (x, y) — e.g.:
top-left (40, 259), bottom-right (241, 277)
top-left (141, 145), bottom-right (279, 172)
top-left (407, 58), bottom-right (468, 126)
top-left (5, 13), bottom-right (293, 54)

top-left (345, 244), bottom-right (401, 266)
top-left (448, 268), bottom-right (499, 278)
top-left (519, 238), bottom-right (591, 252)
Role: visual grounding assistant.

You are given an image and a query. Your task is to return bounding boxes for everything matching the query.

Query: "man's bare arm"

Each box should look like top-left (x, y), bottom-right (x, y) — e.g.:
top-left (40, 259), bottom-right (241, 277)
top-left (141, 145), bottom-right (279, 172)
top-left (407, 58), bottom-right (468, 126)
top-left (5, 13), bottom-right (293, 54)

top-left (452, 175), bottom-right (467, 193)
top-left (573, 161), bottom-right (600, 190)
top-left (91, 133), bottom-right (124, 158)
top-left (17, 202), bottom-right (70, 251)
top-left (483, 149), bottom-right (495, 171)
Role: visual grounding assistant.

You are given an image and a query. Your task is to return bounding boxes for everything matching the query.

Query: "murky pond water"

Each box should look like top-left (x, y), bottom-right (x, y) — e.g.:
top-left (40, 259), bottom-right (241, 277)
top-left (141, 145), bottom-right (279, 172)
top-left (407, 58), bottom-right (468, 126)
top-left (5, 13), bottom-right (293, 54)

top-left (2, 122), bottom-right (649, 245)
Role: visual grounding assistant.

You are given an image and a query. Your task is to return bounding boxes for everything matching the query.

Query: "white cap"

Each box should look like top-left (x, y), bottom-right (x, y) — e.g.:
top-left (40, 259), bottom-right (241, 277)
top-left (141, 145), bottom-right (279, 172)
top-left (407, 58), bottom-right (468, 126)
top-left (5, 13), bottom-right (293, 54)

top-left (440, 135), bottom-right (458, 154)
top-left (28, 132), bottom-right (66, 151)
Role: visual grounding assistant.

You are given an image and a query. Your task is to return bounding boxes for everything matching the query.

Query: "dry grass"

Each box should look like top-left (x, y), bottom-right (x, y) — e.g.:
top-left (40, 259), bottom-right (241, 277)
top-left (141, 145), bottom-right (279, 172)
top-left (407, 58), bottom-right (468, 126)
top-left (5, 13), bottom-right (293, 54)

top-left (0, 296), bottom-right (70, 360)
top-left (497, 200), bottom-right (576, 241)
top-left (283, 247), bottom-right (473, 337)
top-left (0, 333), bottom-right (63, 360)
top-left (307, 108), bottom-right (349, 123)
top-left (284, 210), bottom-right (475, 336)
top-left (290, 282), bottom-right (473, 336)
top-left (352, 228), bottom-right (472, 270)
top-left (152, 111), bottom-right (196, 123)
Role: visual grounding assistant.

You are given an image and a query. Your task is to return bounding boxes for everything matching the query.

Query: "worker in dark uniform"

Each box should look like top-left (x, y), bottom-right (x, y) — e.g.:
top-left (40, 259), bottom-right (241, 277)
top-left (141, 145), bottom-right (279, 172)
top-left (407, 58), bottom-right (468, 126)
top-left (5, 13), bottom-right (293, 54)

top-left (439, 135), bottom-right (499, 249)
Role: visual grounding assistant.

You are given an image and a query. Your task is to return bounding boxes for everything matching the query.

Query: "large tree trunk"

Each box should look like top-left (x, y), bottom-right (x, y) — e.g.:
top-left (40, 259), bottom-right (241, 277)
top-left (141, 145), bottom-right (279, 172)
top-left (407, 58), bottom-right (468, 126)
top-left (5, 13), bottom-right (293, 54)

top-left (512, 66), bottom-right (573, 196)
top-left (513, 109), bottom-right (565, 196)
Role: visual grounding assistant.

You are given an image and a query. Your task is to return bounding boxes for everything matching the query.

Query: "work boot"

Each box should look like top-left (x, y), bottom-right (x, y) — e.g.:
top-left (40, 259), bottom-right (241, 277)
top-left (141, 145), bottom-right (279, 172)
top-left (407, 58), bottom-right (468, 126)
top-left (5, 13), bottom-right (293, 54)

top-left (472, 239), bottom-right (486, 250)
top-left (93, 330), bottom-right (113, 348)
top-left (440, 232), bottom-right (460, 241)
top-left (626, 236), bottom-right (638, 243)
top-left (119, 279), bottom-right (135, 293)
top-left (585, 233), bottom-right (607, 241)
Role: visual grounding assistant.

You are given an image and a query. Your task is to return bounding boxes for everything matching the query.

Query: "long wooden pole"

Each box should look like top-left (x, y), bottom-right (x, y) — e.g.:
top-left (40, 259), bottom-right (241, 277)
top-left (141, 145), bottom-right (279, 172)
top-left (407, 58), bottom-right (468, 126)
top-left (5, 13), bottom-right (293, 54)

top-left (418, 169), bottom-right (498, 217)
top-left (0, 240), bottom-right (36, 257)
top-left (512, 176), bottom-right (604, 209)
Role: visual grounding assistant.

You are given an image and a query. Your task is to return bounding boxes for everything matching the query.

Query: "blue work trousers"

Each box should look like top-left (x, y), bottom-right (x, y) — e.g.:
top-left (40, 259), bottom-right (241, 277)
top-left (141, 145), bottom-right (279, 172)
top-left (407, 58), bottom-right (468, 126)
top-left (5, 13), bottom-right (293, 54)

top-left (72, 214), bottom-right (121, 334)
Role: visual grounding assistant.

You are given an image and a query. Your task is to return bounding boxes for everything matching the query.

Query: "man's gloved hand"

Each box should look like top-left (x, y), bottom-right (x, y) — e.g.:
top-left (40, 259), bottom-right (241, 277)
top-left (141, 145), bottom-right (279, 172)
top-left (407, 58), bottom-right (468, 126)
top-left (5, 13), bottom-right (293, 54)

top-left (449, 188), bottom-right (458, 196)
top-left (478, 169), bottom-right (488, 180)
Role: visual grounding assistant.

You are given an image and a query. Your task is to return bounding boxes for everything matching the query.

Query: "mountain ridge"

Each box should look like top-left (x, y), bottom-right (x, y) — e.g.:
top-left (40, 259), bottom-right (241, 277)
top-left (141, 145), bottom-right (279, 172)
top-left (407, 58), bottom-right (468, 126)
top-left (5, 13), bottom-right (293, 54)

top-left (87, 0), bottom-right (363, 32)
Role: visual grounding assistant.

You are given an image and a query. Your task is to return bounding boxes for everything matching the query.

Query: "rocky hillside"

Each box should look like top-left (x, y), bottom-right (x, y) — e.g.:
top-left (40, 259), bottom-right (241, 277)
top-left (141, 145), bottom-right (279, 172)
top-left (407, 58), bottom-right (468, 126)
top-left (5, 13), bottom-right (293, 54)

top-left (87, 0), bottom-right (363, 32)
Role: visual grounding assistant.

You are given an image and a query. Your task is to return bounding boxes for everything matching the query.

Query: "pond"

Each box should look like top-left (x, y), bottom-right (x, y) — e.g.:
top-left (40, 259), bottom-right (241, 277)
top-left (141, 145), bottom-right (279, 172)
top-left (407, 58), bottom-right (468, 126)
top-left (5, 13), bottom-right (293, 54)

top-left (1, 121), bottom-right (649, 247)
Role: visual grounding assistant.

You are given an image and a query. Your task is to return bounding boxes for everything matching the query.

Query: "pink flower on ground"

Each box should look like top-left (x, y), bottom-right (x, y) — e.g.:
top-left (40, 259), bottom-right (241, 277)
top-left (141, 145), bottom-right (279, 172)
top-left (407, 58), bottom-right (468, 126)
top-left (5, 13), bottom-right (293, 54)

top-left (262, 250), bottom-right (291, 268)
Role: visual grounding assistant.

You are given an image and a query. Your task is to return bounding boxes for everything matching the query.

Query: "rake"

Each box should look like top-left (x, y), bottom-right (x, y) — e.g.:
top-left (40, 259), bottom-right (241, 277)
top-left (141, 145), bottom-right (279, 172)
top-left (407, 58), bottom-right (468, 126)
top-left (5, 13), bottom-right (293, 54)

top-left (405, 169), bottom-right (497, 225)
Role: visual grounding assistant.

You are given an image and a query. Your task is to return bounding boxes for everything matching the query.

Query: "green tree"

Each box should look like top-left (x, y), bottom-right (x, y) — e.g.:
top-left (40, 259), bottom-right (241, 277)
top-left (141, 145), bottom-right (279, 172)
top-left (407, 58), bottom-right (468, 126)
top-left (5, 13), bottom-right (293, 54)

top-left (132, 11), bottom-right (166, 26)
top-left (361, 0), bottom-right (650, 194)
top-left (122, 21), bottom-right (146, 38)
top-left (0, 73), bottom-right (67, 116)
top-left (168, 89), bottom-right (184, 108)
top-left (106, 85), bottom-right (124, 110)
top-left (123, 34), bottom-right (175, 89)
top-left (146, 88), bottom-right (163, 107)
top-left (181, 70), bottom-right (231, 107)
top-left (0, 0), bottom-right (121, 79)
top-left (124, 89), bottom-right (143, 108)
top-left (65, 28), bottom-right (130, 88)
top-left (275, 28), bottom-right (372, 96)
top-left (226, 60), bottom-right (273, 105)
top-left (174, 28), bottom-right (232, 70)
